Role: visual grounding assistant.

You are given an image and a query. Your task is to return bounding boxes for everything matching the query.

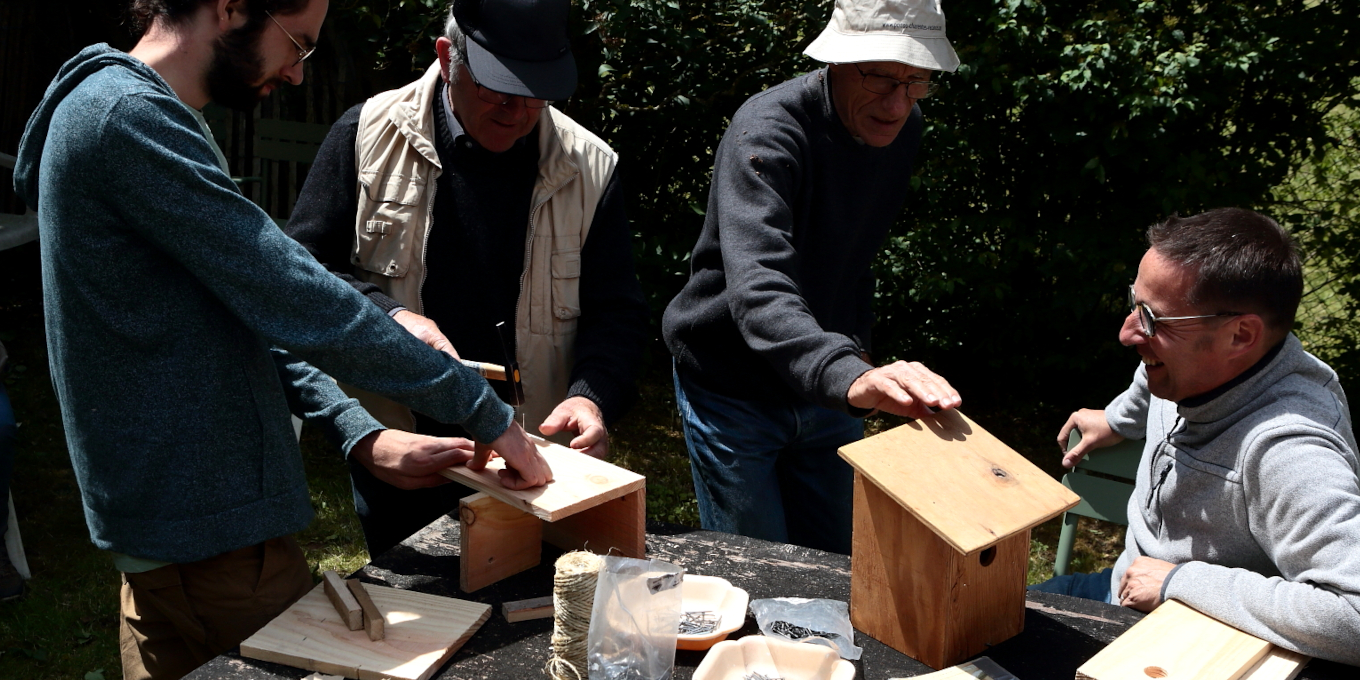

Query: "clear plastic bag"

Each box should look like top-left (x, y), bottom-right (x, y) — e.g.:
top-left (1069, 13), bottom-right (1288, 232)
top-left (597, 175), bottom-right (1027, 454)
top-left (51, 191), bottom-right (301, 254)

top-left (586, 556), bottom-right (684, 680)
top-left (749, 597), bottom-right (862, 660)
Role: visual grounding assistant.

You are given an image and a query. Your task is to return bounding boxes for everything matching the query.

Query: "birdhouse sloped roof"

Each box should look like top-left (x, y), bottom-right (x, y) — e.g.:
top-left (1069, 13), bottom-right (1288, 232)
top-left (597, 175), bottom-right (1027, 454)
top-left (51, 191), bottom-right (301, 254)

top-left (839, 410), bottom-right (1081, 555)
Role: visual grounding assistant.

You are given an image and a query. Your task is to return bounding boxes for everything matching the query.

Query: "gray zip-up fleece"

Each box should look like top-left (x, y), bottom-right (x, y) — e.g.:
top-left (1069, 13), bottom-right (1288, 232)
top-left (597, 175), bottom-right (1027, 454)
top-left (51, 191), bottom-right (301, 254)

top-left (13, 44), bottom-right (514, 564)
top-left (1106, 334), bottom-right (1360, 663)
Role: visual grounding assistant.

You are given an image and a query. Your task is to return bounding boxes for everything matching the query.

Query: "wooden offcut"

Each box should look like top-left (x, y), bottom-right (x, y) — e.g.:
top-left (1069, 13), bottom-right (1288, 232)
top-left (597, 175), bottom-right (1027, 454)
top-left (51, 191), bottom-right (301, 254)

top-left (1076, 600), bottom-right (1308, 680)
top-left (502, 595), bottom-right (554, 623)
top-left (839, 411), bottom-right (1080, 669)
top-left (459, 492), bottom-right (543, 593)
top-left (241, 581), bottom-right (491, 680)
top-left (347, 579), bottom-right (386, 642)
top-left (437, 437), bottom-right (644, 522)
top-left (322, 570), bottom-right (363, 631)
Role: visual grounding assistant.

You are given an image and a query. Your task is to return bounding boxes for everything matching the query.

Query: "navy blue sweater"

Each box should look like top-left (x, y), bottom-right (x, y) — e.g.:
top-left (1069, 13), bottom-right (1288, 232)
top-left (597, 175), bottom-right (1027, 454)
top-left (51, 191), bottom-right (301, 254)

top-left (663, 69), bottom-right (923, 411)
top-left (13, 45), bottom-right (514, 563)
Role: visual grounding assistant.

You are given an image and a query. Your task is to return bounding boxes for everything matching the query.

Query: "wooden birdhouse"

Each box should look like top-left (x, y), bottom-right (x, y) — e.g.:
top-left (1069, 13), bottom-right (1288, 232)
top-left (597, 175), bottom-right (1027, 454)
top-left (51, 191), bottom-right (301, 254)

top-left (838, 410), bottom-right (1080, 670)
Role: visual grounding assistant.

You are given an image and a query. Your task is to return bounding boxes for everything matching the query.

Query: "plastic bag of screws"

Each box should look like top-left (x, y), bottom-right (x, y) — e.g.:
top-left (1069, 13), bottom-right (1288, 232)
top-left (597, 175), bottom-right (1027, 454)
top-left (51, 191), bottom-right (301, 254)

top-left (741, 673), bottom-right (782, 680)
top-left (678, 610), bottom-right (721, 636)
top-left (749, 597), bottom-right (862, 660)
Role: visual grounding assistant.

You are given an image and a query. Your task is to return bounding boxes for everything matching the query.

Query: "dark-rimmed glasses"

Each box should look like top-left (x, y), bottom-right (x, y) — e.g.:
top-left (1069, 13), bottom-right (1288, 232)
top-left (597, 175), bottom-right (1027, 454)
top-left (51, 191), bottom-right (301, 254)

top-left (1128, 285), bottom-right (1240, 337)
top-left (854, 64), bottom-right (941, 99)
top-left (266, 11), bottom-right (316, 67)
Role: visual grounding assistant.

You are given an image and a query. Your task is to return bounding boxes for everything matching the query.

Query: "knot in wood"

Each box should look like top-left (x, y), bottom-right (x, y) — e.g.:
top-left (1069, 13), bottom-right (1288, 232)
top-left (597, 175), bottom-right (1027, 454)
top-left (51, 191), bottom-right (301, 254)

top-left (587, 474), bottom-right (609, 485)
top-left (459, 506), bottom-right (477, 526)
top-left (991, 467), bottom-right (1009, 479)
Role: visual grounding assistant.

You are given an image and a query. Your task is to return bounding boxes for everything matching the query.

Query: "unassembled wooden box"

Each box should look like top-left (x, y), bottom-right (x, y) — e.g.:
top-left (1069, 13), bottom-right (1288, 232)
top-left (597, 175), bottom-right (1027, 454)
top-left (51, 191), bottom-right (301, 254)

top-left (438, 436), bottom-right (646, 592)
top-left (838, 410), bottom-right (1080, 669)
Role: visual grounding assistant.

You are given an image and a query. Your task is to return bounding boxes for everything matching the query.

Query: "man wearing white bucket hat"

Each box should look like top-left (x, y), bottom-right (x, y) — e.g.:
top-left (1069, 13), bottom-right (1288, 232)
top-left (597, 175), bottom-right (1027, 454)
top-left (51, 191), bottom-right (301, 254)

top-left (663, 0), bottom-right (962, 553)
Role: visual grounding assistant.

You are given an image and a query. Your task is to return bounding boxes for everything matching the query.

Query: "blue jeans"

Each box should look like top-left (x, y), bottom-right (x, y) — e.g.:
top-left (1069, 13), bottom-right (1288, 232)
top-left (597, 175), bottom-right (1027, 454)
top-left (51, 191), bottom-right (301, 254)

top-left (1028, 568), bottom-right (1116, 604)
top-left (673, 368), bottom-right (863, 554)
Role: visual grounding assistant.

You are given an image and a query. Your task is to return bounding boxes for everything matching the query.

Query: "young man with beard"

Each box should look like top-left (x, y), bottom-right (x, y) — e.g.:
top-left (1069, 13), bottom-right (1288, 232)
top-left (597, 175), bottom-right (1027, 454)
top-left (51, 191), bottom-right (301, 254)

top-left (12, 1), bottom-right (550, 677)
top-left (1047, 209), bottom-right (1360, 665)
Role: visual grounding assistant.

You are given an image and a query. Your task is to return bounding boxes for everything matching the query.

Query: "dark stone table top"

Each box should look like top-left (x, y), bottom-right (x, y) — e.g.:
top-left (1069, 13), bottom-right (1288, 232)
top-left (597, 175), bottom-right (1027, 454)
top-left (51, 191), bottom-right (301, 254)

top-left (187, 517), bottom-right (1354, 680)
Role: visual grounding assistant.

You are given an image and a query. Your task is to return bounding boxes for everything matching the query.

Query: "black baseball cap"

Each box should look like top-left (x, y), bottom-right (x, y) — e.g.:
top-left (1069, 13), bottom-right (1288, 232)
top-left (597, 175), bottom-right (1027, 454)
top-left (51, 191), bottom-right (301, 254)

top-left (453, 0), bottom-right (577, 102)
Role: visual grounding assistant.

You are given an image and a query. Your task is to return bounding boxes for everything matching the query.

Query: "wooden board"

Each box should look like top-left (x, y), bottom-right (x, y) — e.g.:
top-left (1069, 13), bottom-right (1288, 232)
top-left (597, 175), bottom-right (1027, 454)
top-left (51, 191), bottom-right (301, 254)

top-left (838, 411), bottom-right (1080, 555)
top-left (458, 493), bottom-right (542, 593)
top-left (850, 472), bottom-right (1027, 669)
top-left (437, 436), bottom-right (644, 522)
top-left (542, 487), bottom-right (646, 558)
top-left (1076, 600), bottom-right (1278, 680)
top-left (502, 596), bottom-right (554, 623)
top-left (1242, 647), bottom-right (1309, 680)
top-left (347, 579), bottom-right (385, 641)
top-left (241, 582), bottom-right (491, 680)
top-left (323, 570), bottom-right (363, 631)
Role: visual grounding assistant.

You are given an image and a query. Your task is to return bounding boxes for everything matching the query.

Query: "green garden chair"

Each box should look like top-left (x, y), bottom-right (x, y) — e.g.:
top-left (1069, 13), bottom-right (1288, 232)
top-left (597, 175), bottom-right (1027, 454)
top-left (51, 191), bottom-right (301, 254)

top-left (1053, 431), bottom-right (1144, 576)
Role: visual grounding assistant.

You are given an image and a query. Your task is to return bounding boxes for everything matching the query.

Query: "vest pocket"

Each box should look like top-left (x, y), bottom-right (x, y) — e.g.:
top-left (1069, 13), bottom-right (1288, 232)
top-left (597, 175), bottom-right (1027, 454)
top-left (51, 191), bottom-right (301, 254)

top-left (550, 249), bottom-right (582, 325)
top-left (352, 172), bottom-right (424, 278)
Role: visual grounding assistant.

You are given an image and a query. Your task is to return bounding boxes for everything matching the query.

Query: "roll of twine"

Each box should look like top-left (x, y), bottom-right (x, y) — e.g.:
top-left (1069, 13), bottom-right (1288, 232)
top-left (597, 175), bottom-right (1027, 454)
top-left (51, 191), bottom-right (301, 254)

top-left (546, 551), bottom-right (603, 680)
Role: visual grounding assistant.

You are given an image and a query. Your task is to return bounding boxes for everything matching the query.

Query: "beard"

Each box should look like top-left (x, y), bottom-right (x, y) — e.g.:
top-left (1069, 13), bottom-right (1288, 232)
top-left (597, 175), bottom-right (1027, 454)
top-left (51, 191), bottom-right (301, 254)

top-left (205, 23), bottom-right (281, 111)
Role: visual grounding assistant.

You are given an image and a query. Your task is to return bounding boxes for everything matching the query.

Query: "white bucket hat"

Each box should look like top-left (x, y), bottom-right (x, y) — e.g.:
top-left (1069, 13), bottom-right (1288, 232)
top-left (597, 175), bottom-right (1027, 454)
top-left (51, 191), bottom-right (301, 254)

top-left (804, 0), bottom-right (960, 72)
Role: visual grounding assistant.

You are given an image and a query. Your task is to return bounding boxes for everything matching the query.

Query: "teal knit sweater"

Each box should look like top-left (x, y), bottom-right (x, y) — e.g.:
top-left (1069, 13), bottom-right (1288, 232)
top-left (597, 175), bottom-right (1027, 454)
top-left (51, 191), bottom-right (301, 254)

top-left (13, 44), bottom-right (513, 563)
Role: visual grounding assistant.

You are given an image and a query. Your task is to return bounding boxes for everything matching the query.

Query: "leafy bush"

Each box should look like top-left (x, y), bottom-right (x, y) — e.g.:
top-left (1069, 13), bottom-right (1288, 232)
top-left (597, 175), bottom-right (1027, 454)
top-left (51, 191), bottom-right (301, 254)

top-left (332, 0), bottom-right (1360, 412)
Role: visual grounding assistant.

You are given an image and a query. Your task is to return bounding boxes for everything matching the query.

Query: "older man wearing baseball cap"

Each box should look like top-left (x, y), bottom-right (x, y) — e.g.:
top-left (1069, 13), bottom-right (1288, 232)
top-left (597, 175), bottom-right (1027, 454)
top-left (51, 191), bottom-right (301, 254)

top-left (663, 0), bottom-right (962, 554)
top-left (286, 0), bottom-right (648, 557)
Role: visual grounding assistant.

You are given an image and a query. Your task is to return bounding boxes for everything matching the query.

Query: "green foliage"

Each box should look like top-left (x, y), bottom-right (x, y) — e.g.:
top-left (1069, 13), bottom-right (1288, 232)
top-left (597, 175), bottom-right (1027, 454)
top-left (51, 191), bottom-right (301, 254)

top-left (330, 0), bottom-right (1360, 409)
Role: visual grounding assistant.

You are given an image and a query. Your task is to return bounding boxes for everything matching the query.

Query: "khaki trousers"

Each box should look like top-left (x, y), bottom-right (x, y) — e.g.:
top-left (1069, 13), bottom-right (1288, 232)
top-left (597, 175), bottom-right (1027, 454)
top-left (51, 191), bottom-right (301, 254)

top-left (119, 536), bottom-right (313, 680)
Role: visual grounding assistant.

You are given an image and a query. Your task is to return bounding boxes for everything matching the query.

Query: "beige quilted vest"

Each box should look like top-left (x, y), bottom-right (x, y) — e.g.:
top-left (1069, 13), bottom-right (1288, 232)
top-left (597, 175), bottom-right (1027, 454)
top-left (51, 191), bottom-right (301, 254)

top-left (344, 63), bottom-right (617, 438)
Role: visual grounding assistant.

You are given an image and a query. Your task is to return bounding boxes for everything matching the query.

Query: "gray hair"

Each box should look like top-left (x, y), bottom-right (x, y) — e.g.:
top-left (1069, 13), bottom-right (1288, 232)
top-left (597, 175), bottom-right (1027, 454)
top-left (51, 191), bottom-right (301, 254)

top-left (443, 9), bottom-right (468, 82)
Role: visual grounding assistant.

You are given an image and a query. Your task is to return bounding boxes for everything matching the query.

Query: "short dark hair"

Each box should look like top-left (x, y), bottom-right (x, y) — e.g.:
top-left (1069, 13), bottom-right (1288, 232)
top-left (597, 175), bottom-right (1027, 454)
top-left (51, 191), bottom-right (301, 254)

top-left (1147, 208), bottom-right (1303, 335)
top-left (128, 0), bottom-right (309, 37)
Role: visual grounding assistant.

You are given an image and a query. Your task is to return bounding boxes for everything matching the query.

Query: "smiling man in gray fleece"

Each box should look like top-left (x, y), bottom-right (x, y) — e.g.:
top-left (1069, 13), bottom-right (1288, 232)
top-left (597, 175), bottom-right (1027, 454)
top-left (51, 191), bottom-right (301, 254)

top-left (1056, 208), bottom-right (1360, 664)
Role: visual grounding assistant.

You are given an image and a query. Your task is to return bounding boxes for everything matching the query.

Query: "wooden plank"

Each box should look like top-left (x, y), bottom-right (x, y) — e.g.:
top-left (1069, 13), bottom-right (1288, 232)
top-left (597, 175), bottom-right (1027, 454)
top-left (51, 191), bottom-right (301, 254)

top-left (542, 487), bottom-right (645, 558)
top-left (849, 472), bottom-right (1026, 669)
top-left (322, 570), bottom-right (363, 631)
top-left (241, 582), bottom-right (491, 680)
top-left (501, 596), bottom-right (554, 623)
top-left (838, 411), bottom-right (1080, 555)
top-left (459, 492), bottom-right (542, 593)
top-left (438, 436), bottom-right (644, 522)
top-left (1241, 647), bottom-right (1309, 680)
top-left (1076, 600), bottom-right (1274, 680)
top-left (347, 579), bottom-right (385, 642)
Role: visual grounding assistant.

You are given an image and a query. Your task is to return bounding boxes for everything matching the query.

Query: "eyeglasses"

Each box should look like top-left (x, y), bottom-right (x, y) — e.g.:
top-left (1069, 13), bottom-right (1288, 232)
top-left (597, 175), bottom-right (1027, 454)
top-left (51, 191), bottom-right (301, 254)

top-left (854, 64), bottom-right (941, 99)
top-left (266, 11), bottom-right (316, 67)
top-left (1127, 285), bottom-right (1240, 337)
top-left (466, 69), bottom-right (552, 109)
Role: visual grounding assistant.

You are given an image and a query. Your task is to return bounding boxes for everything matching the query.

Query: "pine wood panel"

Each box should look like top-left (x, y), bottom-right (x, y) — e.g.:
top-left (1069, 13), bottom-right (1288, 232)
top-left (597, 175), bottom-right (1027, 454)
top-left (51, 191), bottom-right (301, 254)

top-left (849, 472), bottom-right (1027, 669)
top-left (838, 410), bottom-right (1079, 554)
top-left (240, 582), bottom-right (491, 680)
top-left (1242, 647), bottom-right (1310, 680)
top-left (458, 492), bottom-right (543, 593)
top-left (541, 487), bottom-right (646, 558)
top-left (438, 436), bottom-right (644, 522)
top-left (1076, 600), bottom-right (1277, 680)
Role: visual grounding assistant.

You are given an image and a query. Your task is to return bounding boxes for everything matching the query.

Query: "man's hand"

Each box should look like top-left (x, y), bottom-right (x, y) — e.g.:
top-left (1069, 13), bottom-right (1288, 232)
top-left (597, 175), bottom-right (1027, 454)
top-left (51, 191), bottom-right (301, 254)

top-left (538, 396), bottom-right (608, 459)
top-left (467, 420), bottom-right (554, 490)
top-left (847, 361), bottom-right (961, 419)
top-left (1057, 408), bottom-right (1125, 468)
top-left (1118, 556), bottom-right (1176, 612)
top-left (393, 310), bottom-right (459, 359)
top-left (349, 429), bottom-right (475, 490)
